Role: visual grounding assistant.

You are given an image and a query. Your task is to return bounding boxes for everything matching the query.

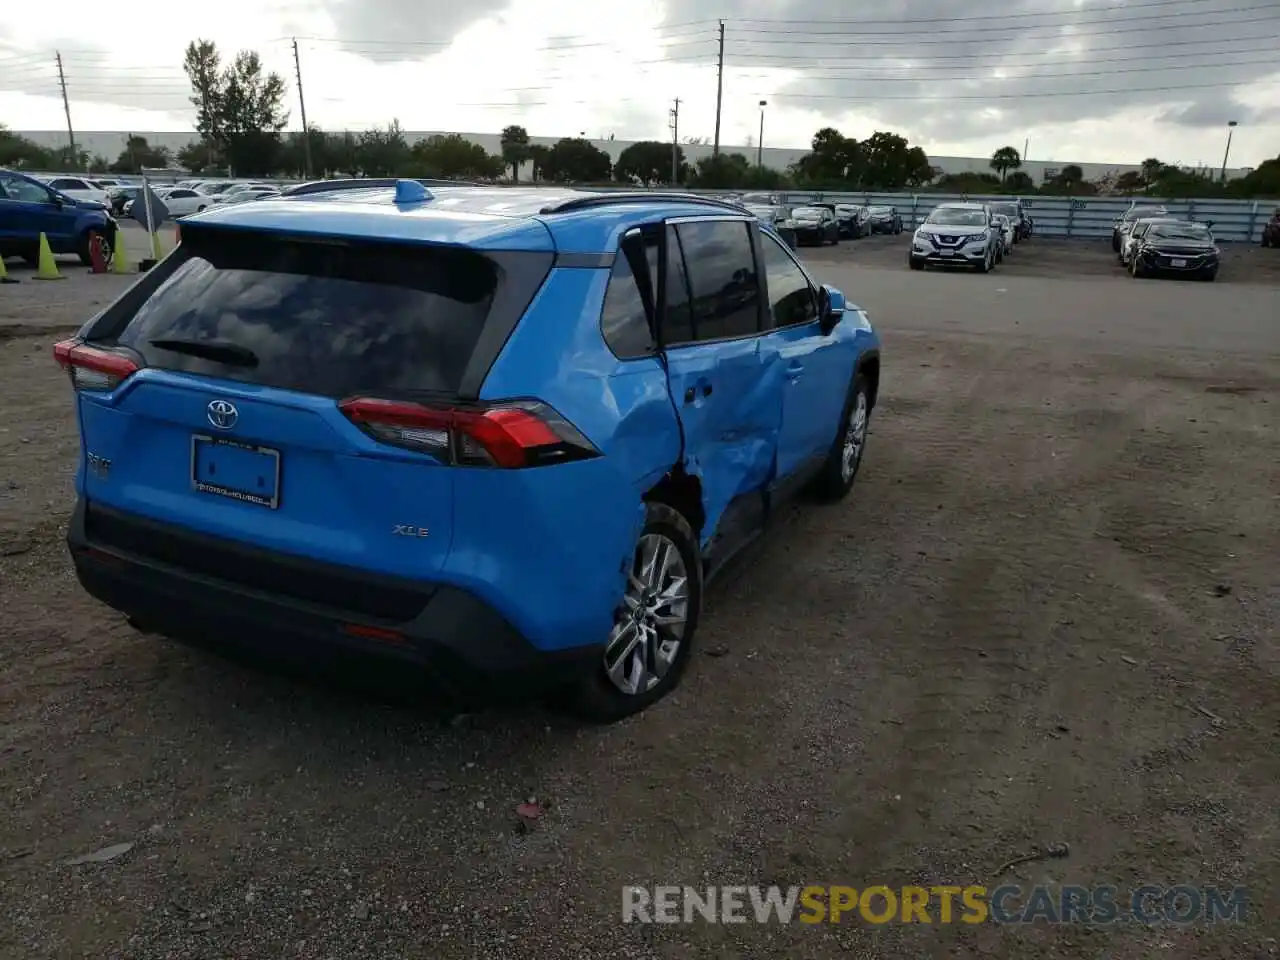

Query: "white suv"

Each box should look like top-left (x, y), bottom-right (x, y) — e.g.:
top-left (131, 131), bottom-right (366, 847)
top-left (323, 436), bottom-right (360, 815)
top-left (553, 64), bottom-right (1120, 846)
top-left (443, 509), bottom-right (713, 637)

top-left (908, 202), bottom-right (1001, 273)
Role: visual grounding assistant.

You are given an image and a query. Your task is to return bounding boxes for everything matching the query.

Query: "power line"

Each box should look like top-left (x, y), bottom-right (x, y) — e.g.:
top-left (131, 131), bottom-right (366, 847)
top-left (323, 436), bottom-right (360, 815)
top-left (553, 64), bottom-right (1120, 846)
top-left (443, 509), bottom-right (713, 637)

top-left (729, 0), bottom-right (1264, 26)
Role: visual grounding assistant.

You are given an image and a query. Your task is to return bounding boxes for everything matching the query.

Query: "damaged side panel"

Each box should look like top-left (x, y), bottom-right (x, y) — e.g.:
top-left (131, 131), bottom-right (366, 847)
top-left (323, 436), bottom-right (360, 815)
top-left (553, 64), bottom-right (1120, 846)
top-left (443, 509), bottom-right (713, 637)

top-left (662, 335), bottom-right (784, 556)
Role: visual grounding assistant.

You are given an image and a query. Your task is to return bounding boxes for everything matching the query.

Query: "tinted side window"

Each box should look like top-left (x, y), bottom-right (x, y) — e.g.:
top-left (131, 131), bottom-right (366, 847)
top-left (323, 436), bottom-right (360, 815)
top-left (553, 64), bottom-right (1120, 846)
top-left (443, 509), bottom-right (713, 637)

top-left (662, 224), bottom-right (695, 346)
top-left (2, 175), bottom-right (51, 203)
top-left (50, 178), bottom-right (80, 190)
top-left (600, 245), bottom-right (657, 359)
top-left (673, 220), bottom-right (760, 342)
top-left (760, 233), bottom-right (817, 329)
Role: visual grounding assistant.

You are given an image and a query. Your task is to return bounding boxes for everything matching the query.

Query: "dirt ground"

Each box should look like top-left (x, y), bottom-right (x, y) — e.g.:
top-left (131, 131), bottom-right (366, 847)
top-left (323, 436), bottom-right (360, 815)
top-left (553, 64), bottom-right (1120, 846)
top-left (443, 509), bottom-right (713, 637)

top-left (0, 248), bottom-right (1277, 959)
top-left (807, 231), bottom-right (1280, 284)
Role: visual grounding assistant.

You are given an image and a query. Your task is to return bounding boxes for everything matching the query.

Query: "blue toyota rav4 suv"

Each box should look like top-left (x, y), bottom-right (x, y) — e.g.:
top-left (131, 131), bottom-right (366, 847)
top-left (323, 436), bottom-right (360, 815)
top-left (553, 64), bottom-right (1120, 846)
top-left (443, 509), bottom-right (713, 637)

top-left (56, 179), bottom-right (881, 721)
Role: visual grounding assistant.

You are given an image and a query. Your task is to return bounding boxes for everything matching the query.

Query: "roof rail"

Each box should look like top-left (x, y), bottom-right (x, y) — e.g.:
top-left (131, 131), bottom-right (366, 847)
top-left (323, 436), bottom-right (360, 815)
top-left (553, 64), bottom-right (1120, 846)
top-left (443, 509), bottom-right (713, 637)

top-left (538, 191), bottom-right (749, 216)
top-left (281, 177), bottom-right (482, 197)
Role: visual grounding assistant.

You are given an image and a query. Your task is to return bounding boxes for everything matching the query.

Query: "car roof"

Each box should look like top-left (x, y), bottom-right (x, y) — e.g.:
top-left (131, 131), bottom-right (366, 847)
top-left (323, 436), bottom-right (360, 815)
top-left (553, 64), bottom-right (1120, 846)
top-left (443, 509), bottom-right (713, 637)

top-left (934, 201), bottom-right (986, 209)
top-left (188, 184), bottom-right (756, 254)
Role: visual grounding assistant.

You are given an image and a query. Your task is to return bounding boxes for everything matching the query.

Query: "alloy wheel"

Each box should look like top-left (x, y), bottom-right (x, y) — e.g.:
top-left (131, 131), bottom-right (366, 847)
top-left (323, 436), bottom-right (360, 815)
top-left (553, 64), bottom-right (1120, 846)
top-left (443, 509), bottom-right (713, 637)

top-left (841, 391), bottom-right (869, 482)
top-left (603, 533), bottom-right (690, 696)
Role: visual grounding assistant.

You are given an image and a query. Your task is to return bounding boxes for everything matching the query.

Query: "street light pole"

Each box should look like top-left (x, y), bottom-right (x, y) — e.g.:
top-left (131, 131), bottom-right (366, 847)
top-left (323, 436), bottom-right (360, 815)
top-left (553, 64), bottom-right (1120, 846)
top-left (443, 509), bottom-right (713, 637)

top-left (757, 100), bottom-right (767, 168)
top-left (1219, 120), bottom-right (1238, 183)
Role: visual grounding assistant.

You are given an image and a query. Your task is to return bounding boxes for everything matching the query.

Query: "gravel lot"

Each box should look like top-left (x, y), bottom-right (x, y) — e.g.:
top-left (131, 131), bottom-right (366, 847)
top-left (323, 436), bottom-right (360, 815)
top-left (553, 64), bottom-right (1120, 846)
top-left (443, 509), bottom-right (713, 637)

top-left (1, 236), bottom-right (1278, 959)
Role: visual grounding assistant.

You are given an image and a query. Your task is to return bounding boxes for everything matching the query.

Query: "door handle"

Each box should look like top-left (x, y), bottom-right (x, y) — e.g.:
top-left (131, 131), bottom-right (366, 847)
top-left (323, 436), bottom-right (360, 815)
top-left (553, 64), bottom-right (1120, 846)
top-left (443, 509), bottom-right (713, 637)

top-left (786, 363), bottom-right (804, 381)
top-left (684, 387), bottom-right (695, 404)
top-left (702, 382), bottom-right (713, 397)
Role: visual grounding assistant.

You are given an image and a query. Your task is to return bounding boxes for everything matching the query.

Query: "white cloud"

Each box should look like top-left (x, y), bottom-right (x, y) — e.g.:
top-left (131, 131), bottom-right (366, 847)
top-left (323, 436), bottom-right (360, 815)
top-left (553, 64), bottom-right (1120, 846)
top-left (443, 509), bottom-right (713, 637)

top-left (1, 0), bottom-right (1277, 166)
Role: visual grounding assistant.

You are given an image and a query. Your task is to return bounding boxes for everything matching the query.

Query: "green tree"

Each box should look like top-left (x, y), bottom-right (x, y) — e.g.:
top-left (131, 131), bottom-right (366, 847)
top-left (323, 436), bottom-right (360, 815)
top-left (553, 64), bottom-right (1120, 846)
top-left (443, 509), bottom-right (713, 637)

top-left (354, 121), bottom-right (410, 176)
top-left (183, 40), bottom-right (288, 176)
top-left (691, 152), bottom-right (750, 189)
top-left (219, 50), bottom-right (289, 175)
top-left (615, 140), bottom-right (685, 185)
top-left (183, 40), bottom-right (224, 169)
top-left (903, 147), bottom-right (934, 187)
top-left (500, 125), bottom-right (531, 182)
top-left (279, 128), bottom-right (336, 178)
top-left (1115, 171), bottom-right (1145, 194)
top-left (527, 144), bottom-right (550, 182)
top-left (0, 125), bottom-right (54, 168)
top-left (1005, 171), bottom-right (1035, 192)
top-left (111, 135), bottom-right (170, 174)
top-left (1140, 157), bottom-right (1164, 193)
top-left (989, 146), bottom-right (1022, 182)
top-left (541, 138), bottom-right (612, 183)
top-left (408, 134), bottom-right (503, 179)
top-left (792, 128), bottom-right (862, 186)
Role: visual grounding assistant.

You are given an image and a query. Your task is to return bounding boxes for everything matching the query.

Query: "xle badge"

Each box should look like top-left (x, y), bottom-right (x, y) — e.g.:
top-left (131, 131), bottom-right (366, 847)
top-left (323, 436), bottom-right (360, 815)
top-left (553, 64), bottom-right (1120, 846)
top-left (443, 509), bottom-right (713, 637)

top-left (392, 525), bottom-right (430, 538)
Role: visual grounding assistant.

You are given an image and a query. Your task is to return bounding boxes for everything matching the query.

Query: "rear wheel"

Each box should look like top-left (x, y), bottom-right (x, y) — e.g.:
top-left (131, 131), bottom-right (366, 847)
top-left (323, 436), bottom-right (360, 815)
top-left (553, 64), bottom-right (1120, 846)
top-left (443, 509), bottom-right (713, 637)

top-left (567, 502), bottom-right (702, 723)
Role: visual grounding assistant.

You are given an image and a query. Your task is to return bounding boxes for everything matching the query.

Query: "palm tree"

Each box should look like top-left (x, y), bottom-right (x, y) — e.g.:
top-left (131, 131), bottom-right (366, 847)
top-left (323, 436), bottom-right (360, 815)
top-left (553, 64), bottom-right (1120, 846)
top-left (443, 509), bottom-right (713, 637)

top-left (989, 146), bottom-right (1022, 182)
top-left (500, 125), bottom-right (531, 183)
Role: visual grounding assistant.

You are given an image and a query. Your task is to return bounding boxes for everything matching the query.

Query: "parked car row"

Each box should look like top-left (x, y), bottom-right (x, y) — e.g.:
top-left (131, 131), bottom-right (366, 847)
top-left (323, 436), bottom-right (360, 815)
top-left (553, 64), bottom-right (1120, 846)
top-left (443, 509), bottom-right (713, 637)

top-left (731, 193), bottom-right (910, 250)
top-left (1114, 210), bottom-right (1220, 281)
top-left (908, 199), bottom-right (1032, 273)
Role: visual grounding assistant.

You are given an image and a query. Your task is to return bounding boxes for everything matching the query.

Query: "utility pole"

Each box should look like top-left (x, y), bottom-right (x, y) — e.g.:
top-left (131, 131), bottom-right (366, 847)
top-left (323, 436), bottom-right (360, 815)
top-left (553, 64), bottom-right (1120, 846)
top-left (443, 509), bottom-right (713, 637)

top-left (670, 98), bottom-right (681, 184)
top-left (712, 20), bottom-right (725, 157)
top-left (292, 39), bottom-right (313, 179)
top-left (55, 52), bottom-right (79, 169)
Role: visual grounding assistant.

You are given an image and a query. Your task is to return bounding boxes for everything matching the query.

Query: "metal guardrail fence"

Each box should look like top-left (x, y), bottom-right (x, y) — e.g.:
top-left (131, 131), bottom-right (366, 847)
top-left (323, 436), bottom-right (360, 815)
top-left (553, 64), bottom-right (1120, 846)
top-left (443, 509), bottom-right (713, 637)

top-left (557, 186), bottom-right (1276, 245)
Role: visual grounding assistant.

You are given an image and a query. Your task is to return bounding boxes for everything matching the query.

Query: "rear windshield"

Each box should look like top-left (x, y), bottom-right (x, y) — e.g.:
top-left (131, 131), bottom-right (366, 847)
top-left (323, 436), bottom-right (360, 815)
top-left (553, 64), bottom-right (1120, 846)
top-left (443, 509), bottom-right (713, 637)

top-left (102, 228), bottom-right (508, 397)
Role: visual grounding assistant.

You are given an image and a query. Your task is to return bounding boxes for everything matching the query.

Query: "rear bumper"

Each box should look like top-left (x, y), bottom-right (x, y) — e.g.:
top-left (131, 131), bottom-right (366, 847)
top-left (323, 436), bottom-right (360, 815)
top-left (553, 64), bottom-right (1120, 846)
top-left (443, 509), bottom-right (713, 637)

top-left (67, 500), bottom-right (599, 699)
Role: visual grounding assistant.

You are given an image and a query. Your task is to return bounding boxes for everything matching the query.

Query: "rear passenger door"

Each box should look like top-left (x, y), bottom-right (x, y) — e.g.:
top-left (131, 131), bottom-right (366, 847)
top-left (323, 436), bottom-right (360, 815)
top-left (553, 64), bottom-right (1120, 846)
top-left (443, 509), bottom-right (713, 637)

top-left (659, 217), bottom-right (782, 554)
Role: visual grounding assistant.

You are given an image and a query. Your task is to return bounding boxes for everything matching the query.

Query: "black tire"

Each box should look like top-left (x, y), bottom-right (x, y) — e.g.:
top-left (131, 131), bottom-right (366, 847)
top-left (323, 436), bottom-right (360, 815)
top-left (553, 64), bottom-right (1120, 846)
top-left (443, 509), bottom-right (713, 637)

top-left (976, 252), bottom-right (991, 273)
top-left (810, 372), bottom-right (872, 502)
top-left (566, 501), bottom-right (703, 723)
top-left (1111, 232), bottom-right (1121, 253)
top-left (1130, 259), bottom-right (1145, 279)
top-left (908, 256), bottom-right (924, 271)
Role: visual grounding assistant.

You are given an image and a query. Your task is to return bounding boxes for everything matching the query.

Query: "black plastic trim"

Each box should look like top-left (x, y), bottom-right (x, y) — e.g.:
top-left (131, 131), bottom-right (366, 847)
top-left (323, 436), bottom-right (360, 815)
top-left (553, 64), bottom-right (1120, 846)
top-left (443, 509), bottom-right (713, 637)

top-left (456, 250), bottom-right (556, 400)
top-left (280, 178), bottom-right (482, 197)
top-left (556, 252), bottom-right (615, 269)
top-left (539, 192), bottom-right (749, 216)
top-left (67, 500), bottom-right (599, 695)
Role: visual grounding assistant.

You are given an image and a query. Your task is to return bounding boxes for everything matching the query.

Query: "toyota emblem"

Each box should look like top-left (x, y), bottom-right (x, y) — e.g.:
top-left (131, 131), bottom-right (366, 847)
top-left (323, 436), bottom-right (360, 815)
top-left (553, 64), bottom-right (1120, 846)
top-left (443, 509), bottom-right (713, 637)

top-left (207, 400), bottom-right (239, 430)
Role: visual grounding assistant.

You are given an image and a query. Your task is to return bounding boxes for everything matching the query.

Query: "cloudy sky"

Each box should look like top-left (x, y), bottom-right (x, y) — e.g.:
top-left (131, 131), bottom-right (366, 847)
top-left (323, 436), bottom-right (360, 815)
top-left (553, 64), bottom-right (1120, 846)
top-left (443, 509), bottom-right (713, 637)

top-left (2, 0), bottom-right (1278, 167)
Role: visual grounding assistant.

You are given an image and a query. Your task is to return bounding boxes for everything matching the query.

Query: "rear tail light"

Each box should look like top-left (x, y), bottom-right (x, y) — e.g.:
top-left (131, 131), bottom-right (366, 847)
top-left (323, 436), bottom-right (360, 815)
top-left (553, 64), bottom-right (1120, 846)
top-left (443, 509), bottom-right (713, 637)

top-left (53, 339), bottom-right (139, 391)
top-left (338, 397), bottom-right (600, 468)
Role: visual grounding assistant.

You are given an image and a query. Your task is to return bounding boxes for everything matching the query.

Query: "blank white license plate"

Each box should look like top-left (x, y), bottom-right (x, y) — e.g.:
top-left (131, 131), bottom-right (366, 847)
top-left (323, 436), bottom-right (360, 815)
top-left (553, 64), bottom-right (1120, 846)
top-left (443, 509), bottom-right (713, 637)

top-left (940, 250), bottom-right (955, 256)
top-left (1170, 258), bottom-right (1187, 267)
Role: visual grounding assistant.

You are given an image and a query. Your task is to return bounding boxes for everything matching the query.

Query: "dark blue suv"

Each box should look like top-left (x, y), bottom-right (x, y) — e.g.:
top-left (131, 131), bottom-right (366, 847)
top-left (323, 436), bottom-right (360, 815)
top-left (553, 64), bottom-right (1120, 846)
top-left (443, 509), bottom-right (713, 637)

top-left (55, 180), bottom-right (881, 720)
top-left (0, 168), bottom-right (118, 265)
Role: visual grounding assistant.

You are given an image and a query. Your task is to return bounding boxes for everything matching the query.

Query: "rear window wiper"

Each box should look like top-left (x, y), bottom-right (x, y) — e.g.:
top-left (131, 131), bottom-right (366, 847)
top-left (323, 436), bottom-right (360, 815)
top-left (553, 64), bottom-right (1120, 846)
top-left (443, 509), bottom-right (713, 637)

top-left (148, 337), bottom-right (260, 368)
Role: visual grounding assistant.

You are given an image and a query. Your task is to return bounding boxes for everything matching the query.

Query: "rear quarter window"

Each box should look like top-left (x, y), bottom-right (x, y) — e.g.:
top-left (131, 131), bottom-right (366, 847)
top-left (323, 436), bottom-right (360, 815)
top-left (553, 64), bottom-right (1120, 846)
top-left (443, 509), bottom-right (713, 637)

top-left (599, 245), bottom-right (657, 359)
top-left (94, 228), bottom-right (550, 398)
